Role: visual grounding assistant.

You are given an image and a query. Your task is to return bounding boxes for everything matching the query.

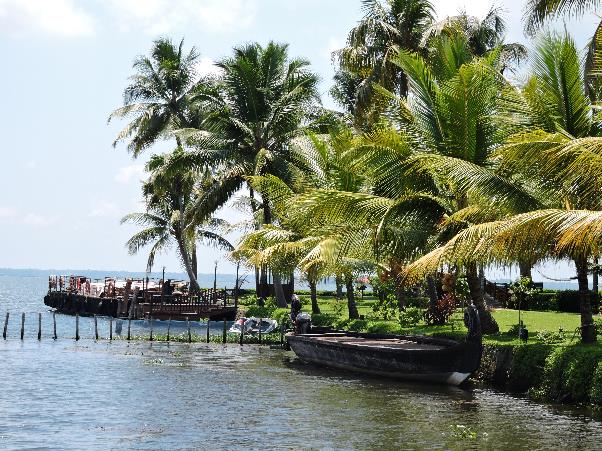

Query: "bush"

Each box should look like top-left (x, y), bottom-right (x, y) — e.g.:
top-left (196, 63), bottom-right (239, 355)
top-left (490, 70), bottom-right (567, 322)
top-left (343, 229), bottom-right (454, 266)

top-left (590, 361), bottom-right (602, 406)
top-left (405, 296), bottom-right (428, 308)
top-left (555, 290), bottom-right (600, 313)
top-left (529, 292), bottom-right (557, 311)
top-left (245, 305), bottom-right (275, 318)
top-left (424, 294), bottom-right (456, 325)
top-left (535, 330), bottom-right (565, 344)
top-left (311, 313), bottom-right (337, 327)
top-left (534, 345), bottom-right (602, 405)
top-left (556, 291), bottom-right (581, 313)
top-left (272, 308), bottom-right (290, 324)
top-left (399, 307), bottom-right (424, 327)
top-left (369, 294), bottom-right (398, 320)
top-left (366, 321), bottom-right (400, 334)
top-left (507, 344), bottom-right (553, 392)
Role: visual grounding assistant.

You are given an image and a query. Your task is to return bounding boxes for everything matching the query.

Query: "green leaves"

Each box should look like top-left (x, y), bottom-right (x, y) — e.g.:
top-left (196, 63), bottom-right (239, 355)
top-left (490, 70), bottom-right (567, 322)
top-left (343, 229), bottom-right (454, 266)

top-left (529, 33), bottom-right (591, 137)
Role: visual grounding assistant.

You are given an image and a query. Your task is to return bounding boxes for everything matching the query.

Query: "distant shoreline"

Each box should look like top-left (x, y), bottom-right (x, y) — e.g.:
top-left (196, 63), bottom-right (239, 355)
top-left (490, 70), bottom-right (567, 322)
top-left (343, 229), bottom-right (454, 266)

top-left (0, 267), bottom-right (583, 291)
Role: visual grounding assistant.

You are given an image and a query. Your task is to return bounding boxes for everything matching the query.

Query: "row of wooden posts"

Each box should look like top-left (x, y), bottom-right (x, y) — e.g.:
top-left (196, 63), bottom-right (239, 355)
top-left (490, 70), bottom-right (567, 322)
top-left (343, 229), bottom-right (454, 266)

top-left (1, 312), bottom-right (284, 345)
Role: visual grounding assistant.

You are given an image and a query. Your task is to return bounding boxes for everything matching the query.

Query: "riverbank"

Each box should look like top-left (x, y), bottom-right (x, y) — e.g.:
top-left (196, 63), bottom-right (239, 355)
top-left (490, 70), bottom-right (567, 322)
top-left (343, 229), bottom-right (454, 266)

top-left (240, 294), bottom-right (602, 408)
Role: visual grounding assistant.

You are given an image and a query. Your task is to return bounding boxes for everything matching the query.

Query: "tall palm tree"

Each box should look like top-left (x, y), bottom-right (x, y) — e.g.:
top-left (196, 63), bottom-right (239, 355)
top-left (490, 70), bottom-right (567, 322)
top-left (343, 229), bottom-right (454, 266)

top-left (334, 0), bottom-right (435, 124)
top-left (123, 151), bottom-right (232, 291)
top-left (176, 41), bottom-right (320, 306)
top-left (524, 0), bottom-right (601, 35)
top-left (109, 37), bottom-right (201, 156)
top-left (422, 7), bottom-right (527, 73)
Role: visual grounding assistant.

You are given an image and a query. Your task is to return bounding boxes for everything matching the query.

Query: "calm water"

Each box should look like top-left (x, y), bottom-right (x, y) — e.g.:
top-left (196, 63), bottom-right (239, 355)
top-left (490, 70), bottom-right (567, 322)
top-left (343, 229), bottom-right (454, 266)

top-left (1, 274), bottom-right (601, 450)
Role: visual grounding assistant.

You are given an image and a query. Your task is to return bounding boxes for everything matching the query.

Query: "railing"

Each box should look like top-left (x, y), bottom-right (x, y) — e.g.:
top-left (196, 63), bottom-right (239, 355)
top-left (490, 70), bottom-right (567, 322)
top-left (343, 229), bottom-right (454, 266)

top-left (139, 288), bottom-right (237, 318)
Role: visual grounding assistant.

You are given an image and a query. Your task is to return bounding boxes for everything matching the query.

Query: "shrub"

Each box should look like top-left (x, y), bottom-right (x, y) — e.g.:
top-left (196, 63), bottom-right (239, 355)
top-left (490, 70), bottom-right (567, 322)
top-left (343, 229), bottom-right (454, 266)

top-left (332, 298), bottom-right (345, 318)
top-left (590, 361), bottom-right (602, 406)
top-left (508, 344), bottom-right (553, 392)
top-left (366, 321), bottom-right (400, 334)
top-left (535, 330), bottom-right (564, 344)
top-left (555, 290), bottom-right (600, 313)
top-left (405, 296), bottom-right (428, 308)
top-left (424, 293), bottom-right (456, 325)
top-left (311, 313), bottom-right (337, 327)
top-left (272, 308), bottom-right (290, 324)
top-left (556, 291), bottom-right (581, 313)
top-left (529, 292), bottom-right (557, 311)
top-left (369, 294), bottom-right (398, 320)
top-left (399, 307), bottom-right (424, 327)
top-left (534, 345), bottom-right (602, 404)
top-left (244, 306), bottom-right (273, 318)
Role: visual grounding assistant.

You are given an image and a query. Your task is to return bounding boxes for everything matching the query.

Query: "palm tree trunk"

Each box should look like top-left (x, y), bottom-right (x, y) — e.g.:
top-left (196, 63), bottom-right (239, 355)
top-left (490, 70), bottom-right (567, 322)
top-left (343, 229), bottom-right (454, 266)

top-left (249, 185), bottom-right (261, 295)
top-left (390, 264), bottom-right (406, 310)
top-left (426, 275), bottom-right (438, 312)
top-left (519, 260), bottom-right (532, 280)
top-left (574, 257), bottom-right (597, 343)
top-left (394, 280), bottom-right (406, 311)
top-left (176, 235), bottom-right (200, 292)
top-left (272, 273), bottom-right (288, 308)
top-left (466, 262), bottom-right (499, 334)
top-left (191, 245), bottom-right (198, 283)
top-left (308, 268), bottom-right (321, 314)
top-left (309, 278), bottom-right (321, 314)
top-left (262, 200), bottom-right (287, 307)
top-left (336, 275), bottom-right (343, 299)
top-left (345, 274), bottom-right (359, 319)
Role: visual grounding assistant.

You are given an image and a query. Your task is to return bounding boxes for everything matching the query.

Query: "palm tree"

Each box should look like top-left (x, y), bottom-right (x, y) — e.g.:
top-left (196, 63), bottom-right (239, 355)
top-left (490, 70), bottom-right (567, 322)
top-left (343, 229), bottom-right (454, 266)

top-left (177, 41), bottom-right (320, 306)
top-left (422, 7), bottom-right (527, 73)
top-left (109, 37), bottom-right (201, 156)
top-left (404, 32), bottom-right (602, 343)
top-left (524, 0), bottom-right (601, 35)
top-left (123, 151), bottom-right (232, 291)
top-left (334, 0), bottom-right (435, 124)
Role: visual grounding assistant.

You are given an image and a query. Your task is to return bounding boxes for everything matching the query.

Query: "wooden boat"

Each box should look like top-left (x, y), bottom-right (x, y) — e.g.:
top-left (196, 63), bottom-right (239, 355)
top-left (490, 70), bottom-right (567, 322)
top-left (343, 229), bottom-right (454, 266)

top-left (286, 305), bottom-right (482, 386)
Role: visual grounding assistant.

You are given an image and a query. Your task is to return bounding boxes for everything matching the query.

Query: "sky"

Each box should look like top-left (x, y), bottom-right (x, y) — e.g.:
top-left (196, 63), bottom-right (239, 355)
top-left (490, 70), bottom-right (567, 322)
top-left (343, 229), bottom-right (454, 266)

top-left (0, 0), bottom-right (599, 278)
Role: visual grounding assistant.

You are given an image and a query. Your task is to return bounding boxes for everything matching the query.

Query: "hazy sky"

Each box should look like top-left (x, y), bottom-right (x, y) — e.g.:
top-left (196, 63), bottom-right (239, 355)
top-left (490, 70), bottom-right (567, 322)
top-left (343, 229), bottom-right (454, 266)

top-left (0, 0), bottom-right (599, 277)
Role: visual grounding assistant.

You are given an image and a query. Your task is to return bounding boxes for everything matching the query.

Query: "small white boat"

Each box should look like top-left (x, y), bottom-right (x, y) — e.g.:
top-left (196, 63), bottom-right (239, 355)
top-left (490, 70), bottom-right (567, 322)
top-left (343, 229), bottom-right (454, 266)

top-left (229, 317), bottom-right (278, 334)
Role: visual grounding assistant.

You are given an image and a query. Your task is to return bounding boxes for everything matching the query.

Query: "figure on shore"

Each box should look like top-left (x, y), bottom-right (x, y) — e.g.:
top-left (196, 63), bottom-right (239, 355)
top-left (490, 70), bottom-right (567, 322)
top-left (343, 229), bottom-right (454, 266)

top-left (290, 294), bottom-right (301, 322)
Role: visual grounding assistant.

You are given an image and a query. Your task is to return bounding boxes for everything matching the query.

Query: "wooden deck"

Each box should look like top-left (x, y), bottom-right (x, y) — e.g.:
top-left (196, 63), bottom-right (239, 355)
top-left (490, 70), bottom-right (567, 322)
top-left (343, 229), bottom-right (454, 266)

top-left (44, 287), bottom-right (239, 321)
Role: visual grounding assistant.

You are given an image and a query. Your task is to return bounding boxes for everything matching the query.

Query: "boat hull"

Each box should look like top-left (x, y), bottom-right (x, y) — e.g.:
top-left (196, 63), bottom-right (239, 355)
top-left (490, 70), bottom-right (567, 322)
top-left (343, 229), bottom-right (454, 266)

top-left (287, 333), bottom-right (482, 386)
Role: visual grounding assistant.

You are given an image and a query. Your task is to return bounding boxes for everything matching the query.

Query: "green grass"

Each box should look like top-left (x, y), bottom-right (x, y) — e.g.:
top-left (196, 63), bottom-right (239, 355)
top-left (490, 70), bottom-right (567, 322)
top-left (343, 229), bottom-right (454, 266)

top-left (492, 309), bottom-right (581, 334)
top-left (293, 295), bottom-right (595, 346)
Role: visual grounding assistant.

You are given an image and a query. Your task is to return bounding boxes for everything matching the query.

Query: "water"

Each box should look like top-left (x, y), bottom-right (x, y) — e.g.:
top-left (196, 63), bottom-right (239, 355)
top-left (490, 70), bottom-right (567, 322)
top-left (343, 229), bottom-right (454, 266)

top-left (1, 273), bottom-right (601, 450)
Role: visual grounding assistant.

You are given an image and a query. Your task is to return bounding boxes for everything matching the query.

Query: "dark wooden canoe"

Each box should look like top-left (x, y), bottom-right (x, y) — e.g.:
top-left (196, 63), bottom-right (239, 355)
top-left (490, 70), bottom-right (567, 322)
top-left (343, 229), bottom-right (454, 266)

top-left (286, 306), bottom-right (483, 386)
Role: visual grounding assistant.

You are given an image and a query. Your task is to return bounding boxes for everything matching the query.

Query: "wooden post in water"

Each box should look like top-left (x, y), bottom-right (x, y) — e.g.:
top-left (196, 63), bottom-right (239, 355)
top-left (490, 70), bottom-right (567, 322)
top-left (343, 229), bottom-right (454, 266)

top-left (167, 317), bottom-right (171, 342)
top-left (94, 315), bottom-right (99, 340)
top-left (75, 314), bottom-right (80, 341)
top-left (258, 318), bottom-right (262, 344)
top-left (53, 312), bottom-right (57, 340)
top-left (3, 312), bottom-right (9, 340)
top-left (37, 313), bottom-right (41, 340)
top-left (222, 319), bottom-right (227, 344)
top-left (206, 320), bottom-right (210, 343)
top-left (149, 315), bottom-right (153, 342)
top-left (187, 316), bottom-right (191, 343)
top-left (20, 312), bottom-right (25, 340)
top-left (109, 318), bottom-right (113, 340)
top-left (127, 318), bottom-right (131, 341)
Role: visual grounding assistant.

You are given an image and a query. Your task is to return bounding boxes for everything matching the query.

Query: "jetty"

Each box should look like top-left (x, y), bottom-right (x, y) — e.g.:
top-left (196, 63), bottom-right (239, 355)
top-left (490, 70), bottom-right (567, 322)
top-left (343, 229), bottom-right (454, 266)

top-left (44, 275), bottom-right (238, 321)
